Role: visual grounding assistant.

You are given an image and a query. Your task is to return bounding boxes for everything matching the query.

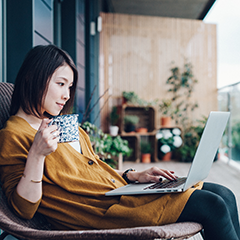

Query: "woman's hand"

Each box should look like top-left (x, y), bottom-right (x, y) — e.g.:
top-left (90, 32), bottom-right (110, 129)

top-left (128, 167), bottom-right (177, 183)
top-left (30, 118), bottom-right (59, 158)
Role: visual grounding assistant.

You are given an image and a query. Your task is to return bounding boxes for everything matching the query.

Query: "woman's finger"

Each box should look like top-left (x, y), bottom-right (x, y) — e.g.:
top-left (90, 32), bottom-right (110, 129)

top-left (161, 169), bottom-right (177, 180)
top-left (150, 167), bottom-right (176, 180)
top-left (38, 118), bottom-right (51, 130)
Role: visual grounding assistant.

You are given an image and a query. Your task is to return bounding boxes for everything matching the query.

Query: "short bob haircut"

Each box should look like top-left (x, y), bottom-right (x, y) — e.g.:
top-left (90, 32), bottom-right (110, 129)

top-left (10, 45), bottom-right (78, 117)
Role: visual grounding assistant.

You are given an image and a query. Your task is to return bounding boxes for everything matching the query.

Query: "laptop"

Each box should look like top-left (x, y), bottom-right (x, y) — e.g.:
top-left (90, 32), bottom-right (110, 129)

top-left (105, 111), bottom-right (230, 196)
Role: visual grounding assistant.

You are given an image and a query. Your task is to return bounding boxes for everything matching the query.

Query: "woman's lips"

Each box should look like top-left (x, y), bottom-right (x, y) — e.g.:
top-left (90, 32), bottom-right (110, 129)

top-left (57, 103), bottom-right (64, 109)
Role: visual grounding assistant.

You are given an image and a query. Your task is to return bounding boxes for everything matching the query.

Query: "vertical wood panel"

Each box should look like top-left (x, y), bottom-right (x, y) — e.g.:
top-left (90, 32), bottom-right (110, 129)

top-left (99, 13), bottom-right (217, 132)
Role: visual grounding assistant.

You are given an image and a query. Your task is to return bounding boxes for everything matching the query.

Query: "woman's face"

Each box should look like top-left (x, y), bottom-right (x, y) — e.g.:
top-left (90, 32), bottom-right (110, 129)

top-left (42, 64), bottom-right (74, 116)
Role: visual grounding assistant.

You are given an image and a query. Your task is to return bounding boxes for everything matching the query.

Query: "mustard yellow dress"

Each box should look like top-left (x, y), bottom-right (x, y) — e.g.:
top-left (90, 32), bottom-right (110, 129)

top-left (0, 116), bottom-right (202, 230)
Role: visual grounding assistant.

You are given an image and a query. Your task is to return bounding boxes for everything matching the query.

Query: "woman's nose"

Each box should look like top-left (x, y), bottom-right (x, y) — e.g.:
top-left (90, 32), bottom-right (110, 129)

top-left (62, 88), bottom-right (70, 100)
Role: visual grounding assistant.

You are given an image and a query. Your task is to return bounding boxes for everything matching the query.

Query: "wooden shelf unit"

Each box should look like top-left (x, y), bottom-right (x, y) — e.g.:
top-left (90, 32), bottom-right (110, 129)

top-left (119, 105), bottom-right (158, 162)
top-left (120, 104), bottom-right (156, 134)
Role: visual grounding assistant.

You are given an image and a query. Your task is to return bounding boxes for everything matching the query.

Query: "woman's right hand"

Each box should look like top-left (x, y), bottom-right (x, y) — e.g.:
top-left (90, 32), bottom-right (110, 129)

top-left (30, 118), bottom-right (59, 158)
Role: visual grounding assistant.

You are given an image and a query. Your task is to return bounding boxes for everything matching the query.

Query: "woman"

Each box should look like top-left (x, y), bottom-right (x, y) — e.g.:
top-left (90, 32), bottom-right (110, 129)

top-left (0, 45), bottom-right (239, 240)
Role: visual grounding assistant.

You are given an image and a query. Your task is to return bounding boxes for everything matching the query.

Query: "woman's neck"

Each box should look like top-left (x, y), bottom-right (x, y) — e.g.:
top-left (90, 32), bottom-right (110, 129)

top-left (15, 108), bottom-right (43, 130)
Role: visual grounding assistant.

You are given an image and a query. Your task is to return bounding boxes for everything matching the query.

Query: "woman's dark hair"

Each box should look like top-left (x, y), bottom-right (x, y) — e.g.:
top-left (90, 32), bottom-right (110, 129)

top-left (10, 44), bottom-right (78, 117)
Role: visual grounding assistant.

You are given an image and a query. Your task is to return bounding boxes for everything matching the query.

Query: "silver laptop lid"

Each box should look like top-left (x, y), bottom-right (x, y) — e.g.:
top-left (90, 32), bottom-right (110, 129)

top-left (183, 111), bottom-right (230, 191)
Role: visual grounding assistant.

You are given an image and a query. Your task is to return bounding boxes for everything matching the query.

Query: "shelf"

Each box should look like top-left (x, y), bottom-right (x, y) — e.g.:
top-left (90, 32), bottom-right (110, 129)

top-left (120, 105), bottom-right (156, 134)
top-left (120, 131), bottom-right (156, 137)
top-left (117, 105), bottom-right (158, 163)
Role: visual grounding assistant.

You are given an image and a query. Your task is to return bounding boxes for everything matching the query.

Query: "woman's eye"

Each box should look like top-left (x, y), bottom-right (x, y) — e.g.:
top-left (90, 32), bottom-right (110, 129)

top-left (58, 82), bottom-right (64, 86)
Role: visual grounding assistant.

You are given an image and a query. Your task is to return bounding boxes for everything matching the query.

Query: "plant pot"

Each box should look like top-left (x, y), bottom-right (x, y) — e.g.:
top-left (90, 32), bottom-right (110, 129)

top-left (125, 124), bottom-right (136, 133)
top-left (162, 151), bottom-right (172, 161)
top-left (160, 116), bottom-right (171, 127)
top-left (136, 127), bottom-right (148, 133)
top-left (109, 125), bottom-right (119, 136)
top-left (141, 153), bottom-right (151, 163)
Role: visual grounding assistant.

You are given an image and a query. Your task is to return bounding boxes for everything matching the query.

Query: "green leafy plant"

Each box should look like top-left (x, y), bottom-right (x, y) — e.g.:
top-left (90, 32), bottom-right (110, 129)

top-left (122, 91), bottom-right (157, 107)
top-left (109, 106), bottom-right (120, 126)
top-left (124, 115), bottom-right (139, 125)
top-left (166, 62), bottom-right (198, 126)
top-left (122, 91), bottom-right (138, 104)
top-left (140, 140), bottom-right (152, 154)
top-left (105, 135), bottom-right (133, 157)
top-left (80, 121), bottom-right (132, 168)
top-left (158, 99), bottom-right (174, 117)
top-left (164, 61), bottom-right (201, 161)
top-left (124, 115), bottom-right (140, 132)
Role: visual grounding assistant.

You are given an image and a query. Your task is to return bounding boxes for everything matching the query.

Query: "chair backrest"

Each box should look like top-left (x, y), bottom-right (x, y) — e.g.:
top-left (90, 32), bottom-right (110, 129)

top-left (0, 82), bottom-right (14, 130)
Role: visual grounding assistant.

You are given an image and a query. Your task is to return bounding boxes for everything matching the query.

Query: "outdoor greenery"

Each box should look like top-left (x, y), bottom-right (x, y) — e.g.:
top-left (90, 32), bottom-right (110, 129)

top-left (231, 121), bottom-right (240, 160)
top-left (232, 122), bottom-right (240, 150)
top-left (80, 121), bottom-right (132, 168)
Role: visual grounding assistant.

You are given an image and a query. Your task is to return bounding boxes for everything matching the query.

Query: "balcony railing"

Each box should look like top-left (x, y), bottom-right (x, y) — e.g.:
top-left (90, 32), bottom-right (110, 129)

top-left (218, 82), bottom-right (240, 163)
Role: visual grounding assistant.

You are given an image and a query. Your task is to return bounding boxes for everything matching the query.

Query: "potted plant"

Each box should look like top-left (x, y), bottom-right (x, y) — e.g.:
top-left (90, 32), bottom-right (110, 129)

top-left (105, 135), bottom-right (133, 158)
top-left (122, 91), bottom-right (158, 107)
top-left (109, 106), bottom-right (120, 136)
top-left (140, 140), bottom-right (152, 163)
top-left (122, 91), bottom-right (138, 105)
top-left (157, 128), bottom-right (182, 161)
top-left (80, 121), bottom-right (132, 168)
top-left (124, 115), bottom-right (139, 133)
top-left (158, 99), bottom-right (174, 127)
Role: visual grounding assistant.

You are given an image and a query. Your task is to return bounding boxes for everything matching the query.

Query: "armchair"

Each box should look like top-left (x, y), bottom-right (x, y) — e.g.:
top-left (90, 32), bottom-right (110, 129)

top-left (0, 82), bottom-right (203, 240)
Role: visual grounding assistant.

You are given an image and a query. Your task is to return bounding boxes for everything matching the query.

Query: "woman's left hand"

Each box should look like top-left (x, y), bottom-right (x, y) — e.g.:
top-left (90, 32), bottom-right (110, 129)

top-left (128, 167), bottom-right (177, 183)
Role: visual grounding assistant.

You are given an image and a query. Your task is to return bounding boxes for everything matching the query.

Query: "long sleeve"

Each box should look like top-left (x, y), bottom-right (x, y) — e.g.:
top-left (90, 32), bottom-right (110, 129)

top-left (0, 117), bottom-right (41, 219)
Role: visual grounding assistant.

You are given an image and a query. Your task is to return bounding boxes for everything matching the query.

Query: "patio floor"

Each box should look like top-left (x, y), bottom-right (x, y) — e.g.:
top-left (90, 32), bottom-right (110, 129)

top-left (123, 158), bottom-right (240, 240)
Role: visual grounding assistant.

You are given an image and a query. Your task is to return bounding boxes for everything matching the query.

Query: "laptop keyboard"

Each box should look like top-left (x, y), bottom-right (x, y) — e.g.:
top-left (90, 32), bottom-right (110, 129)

top-left (144, 177), bottom-right (187, 190)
